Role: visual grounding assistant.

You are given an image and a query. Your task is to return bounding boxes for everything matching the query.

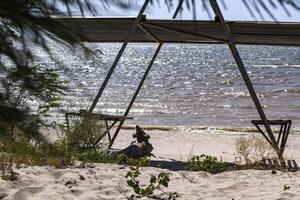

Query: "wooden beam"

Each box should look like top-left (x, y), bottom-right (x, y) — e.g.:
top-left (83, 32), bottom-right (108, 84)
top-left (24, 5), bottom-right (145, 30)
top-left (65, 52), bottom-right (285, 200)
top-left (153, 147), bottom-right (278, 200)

top-left (108, 2), bottom-right (185, 148)
top-left (209, 0), bottom-right (284, 163)
top-left (173, 0), bottom-right (185, 19)
top-left (138, 24), bottom-right (161, 43)
top-left (57, 17), bottom-right (300, 46)
top-left (108, 43), bottom-right (163, 148)
top-left (142, 22), bottom-right (229, 44)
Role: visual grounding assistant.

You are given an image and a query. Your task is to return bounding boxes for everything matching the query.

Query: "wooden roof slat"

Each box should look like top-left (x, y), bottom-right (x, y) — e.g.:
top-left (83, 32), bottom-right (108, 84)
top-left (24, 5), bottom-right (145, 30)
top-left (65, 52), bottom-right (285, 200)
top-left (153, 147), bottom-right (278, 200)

top-left (55, 17), bottom-right (300, 46)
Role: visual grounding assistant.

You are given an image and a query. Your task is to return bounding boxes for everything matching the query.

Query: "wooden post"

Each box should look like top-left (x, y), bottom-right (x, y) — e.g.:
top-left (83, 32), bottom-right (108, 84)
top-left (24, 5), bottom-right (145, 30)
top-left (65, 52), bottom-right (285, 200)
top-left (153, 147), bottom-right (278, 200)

top-left (108, 43), bottom-right (163, 148)
top-left (209, 0), bottom-right (285, 167)
top-left (173, 0), bottom-right (185, 19)
top-left (108, 1), bottom-right (185, 148)
top-left (88, 0), bottom-right (151, 114)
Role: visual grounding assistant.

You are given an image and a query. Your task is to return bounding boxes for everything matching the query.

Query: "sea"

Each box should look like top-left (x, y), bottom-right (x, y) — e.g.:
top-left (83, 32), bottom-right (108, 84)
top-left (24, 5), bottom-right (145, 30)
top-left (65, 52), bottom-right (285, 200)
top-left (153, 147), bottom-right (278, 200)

top-left (32, 43), bottom-right (300, 128)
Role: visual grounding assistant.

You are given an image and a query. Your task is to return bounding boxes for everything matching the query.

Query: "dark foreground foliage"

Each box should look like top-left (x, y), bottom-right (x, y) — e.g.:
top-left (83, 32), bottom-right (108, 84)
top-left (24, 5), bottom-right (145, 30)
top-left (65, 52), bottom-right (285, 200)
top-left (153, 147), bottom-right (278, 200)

top-left (126, 167), bottom-right (179, 199)
top-left (0, 137), bottom-right (150, 170)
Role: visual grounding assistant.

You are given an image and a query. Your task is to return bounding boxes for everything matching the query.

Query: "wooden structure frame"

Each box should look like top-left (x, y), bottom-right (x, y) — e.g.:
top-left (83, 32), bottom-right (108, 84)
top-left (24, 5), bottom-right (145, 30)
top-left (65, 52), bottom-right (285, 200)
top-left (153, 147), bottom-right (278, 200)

top-left (56, 0), bottom-right (300, 165)
top-left (252, 120), bottom-right (292, 158)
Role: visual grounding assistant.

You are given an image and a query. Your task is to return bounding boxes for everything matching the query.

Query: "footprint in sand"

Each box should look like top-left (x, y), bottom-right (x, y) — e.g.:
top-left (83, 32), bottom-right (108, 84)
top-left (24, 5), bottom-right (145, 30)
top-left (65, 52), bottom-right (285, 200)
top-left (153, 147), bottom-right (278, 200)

top-left (13, 187), bottom-right (45, 200)
top-left (281, 192), bottom-right (298, 199)
top-left (215, 181), bottom-right (249, 193)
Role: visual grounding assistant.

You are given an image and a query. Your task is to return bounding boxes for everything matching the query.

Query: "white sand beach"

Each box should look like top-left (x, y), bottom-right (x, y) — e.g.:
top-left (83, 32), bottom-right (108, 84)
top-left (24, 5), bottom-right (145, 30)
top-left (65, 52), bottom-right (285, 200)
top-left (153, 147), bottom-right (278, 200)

top-left (1, 128), bottom-right (300, 200)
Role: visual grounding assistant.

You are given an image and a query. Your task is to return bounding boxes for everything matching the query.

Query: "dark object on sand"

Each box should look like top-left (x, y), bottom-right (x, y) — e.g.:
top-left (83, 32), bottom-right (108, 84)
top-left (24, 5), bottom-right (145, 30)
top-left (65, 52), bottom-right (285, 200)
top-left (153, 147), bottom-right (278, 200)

top-left (133, 125), bottom-right (150, 143)
top-left (261, 158), bottom-right (298, 172)
top-left (288, 160), bottom-right (298, 172)
top-left (120, 125), bottom-right (153, 158)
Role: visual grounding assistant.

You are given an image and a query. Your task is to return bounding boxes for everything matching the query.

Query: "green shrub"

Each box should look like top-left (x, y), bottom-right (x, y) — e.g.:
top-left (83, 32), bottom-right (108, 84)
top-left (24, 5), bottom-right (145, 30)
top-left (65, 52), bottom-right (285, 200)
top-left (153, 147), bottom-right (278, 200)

top-left (77, 152), bottom-right (150, 167)
top-left (0, 115), bottom-right (151, 168)
top-left (0, 137), bottom-right (73, 168)
top-left (64, 115), bottom-right (108, 154)
top-left (114, 153), bottom-right (150, 167)
top-left (185, 154), bottom-right (230, 174)
top-left (0, 137), bottom-right (150, 168)
top-left (126, 167), bottom-right (179, 199)
top-left (59, 113), bottom-right (151, 167)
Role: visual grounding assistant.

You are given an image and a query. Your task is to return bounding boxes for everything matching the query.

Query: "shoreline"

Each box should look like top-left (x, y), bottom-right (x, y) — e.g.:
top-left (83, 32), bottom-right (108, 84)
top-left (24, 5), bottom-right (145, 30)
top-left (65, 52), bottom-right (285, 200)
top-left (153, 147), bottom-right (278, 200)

top-left (120, 124), bottom-right (300, 134)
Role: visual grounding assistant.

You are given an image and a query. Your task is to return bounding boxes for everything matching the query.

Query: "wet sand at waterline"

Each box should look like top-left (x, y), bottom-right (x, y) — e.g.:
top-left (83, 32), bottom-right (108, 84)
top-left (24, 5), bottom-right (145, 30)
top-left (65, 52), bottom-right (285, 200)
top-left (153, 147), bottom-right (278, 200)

top-left (1, 128), bottom-right (300, 200)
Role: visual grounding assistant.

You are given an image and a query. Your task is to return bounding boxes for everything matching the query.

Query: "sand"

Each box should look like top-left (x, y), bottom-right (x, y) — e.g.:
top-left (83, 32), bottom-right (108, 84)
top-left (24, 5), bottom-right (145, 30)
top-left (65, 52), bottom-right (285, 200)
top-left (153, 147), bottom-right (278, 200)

top-left (1, 128), bottom-right (300, 200)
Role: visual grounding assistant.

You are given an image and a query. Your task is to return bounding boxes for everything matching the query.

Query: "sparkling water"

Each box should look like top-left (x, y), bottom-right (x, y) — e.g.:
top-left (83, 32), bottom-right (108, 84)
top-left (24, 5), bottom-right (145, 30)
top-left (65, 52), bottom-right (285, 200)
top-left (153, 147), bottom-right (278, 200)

top-left (32, 43), bottom-right (300, 128)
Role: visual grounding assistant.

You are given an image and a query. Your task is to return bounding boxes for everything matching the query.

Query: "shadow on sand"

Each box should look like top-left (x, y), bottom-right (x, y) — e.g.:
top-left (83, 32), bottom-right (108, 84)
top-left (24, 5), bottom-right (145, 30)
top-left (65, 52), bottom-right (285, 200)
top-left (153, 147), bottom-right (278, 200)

top-left (150, 158), bottom-right (186, 171)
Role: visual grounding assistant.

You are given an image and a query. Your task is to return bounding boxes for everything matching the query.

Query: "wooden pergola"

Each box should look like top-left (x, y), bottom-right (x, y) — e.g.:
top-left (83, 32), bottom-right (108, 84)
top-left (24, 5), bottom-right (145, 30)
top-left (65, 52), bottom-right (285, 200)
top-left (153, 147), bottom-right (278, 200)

top-left (57, 0), bottom-right (300, 167)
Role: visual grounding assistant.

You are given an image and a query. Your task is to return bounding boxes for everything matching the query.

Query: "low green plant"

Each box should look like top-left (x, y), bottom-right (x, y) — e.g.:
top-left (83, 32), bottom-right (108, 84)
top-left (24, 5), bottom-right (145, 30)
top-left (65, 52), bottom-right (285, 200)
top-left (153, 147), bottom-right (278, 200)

top-left (126, 167), bottom-right (179, 199)
top-left (63, 113), bottom-right (108, 154)
top-left (114, 153), bottom-right (150, 167)
top-left (59, 114), bottom-right (151, 167)
top-left (0, 136), bottom-right (73, 168)
top-left (185, 154), bottom-right (230, 174)
top-left (0, 114), bottom-right (151, 169)
top-left (78, 152), bottom-right (150, 166)
top-left (0, 135), bottom-right (150, 168)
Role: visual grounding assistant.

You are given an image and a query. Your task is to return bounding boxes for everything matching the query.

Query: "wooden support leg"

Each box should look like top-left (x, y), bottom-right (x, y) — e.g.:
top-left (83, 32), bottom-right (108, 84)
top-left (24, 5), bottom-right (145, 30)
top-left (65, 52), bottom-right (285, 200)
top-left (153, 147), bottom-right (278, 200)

top-left (172, 0), bottom-right (185, 19)
top-left (95, 120), bottom-right (117, 146)
top-left (65, 113), bottom-right (70, 133)
top-left (281, 121), bottom-right (292, 153)
top-left (209, 0), bottom-right (285, 167)
top-left (108, 43), bottom-right (163, 148)
top-left (277, 124), bottom-right (284, 145)
top-left (108, 0), bottom-right (185, 148)
top-left (104, 120), bottom-right (112, 142)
